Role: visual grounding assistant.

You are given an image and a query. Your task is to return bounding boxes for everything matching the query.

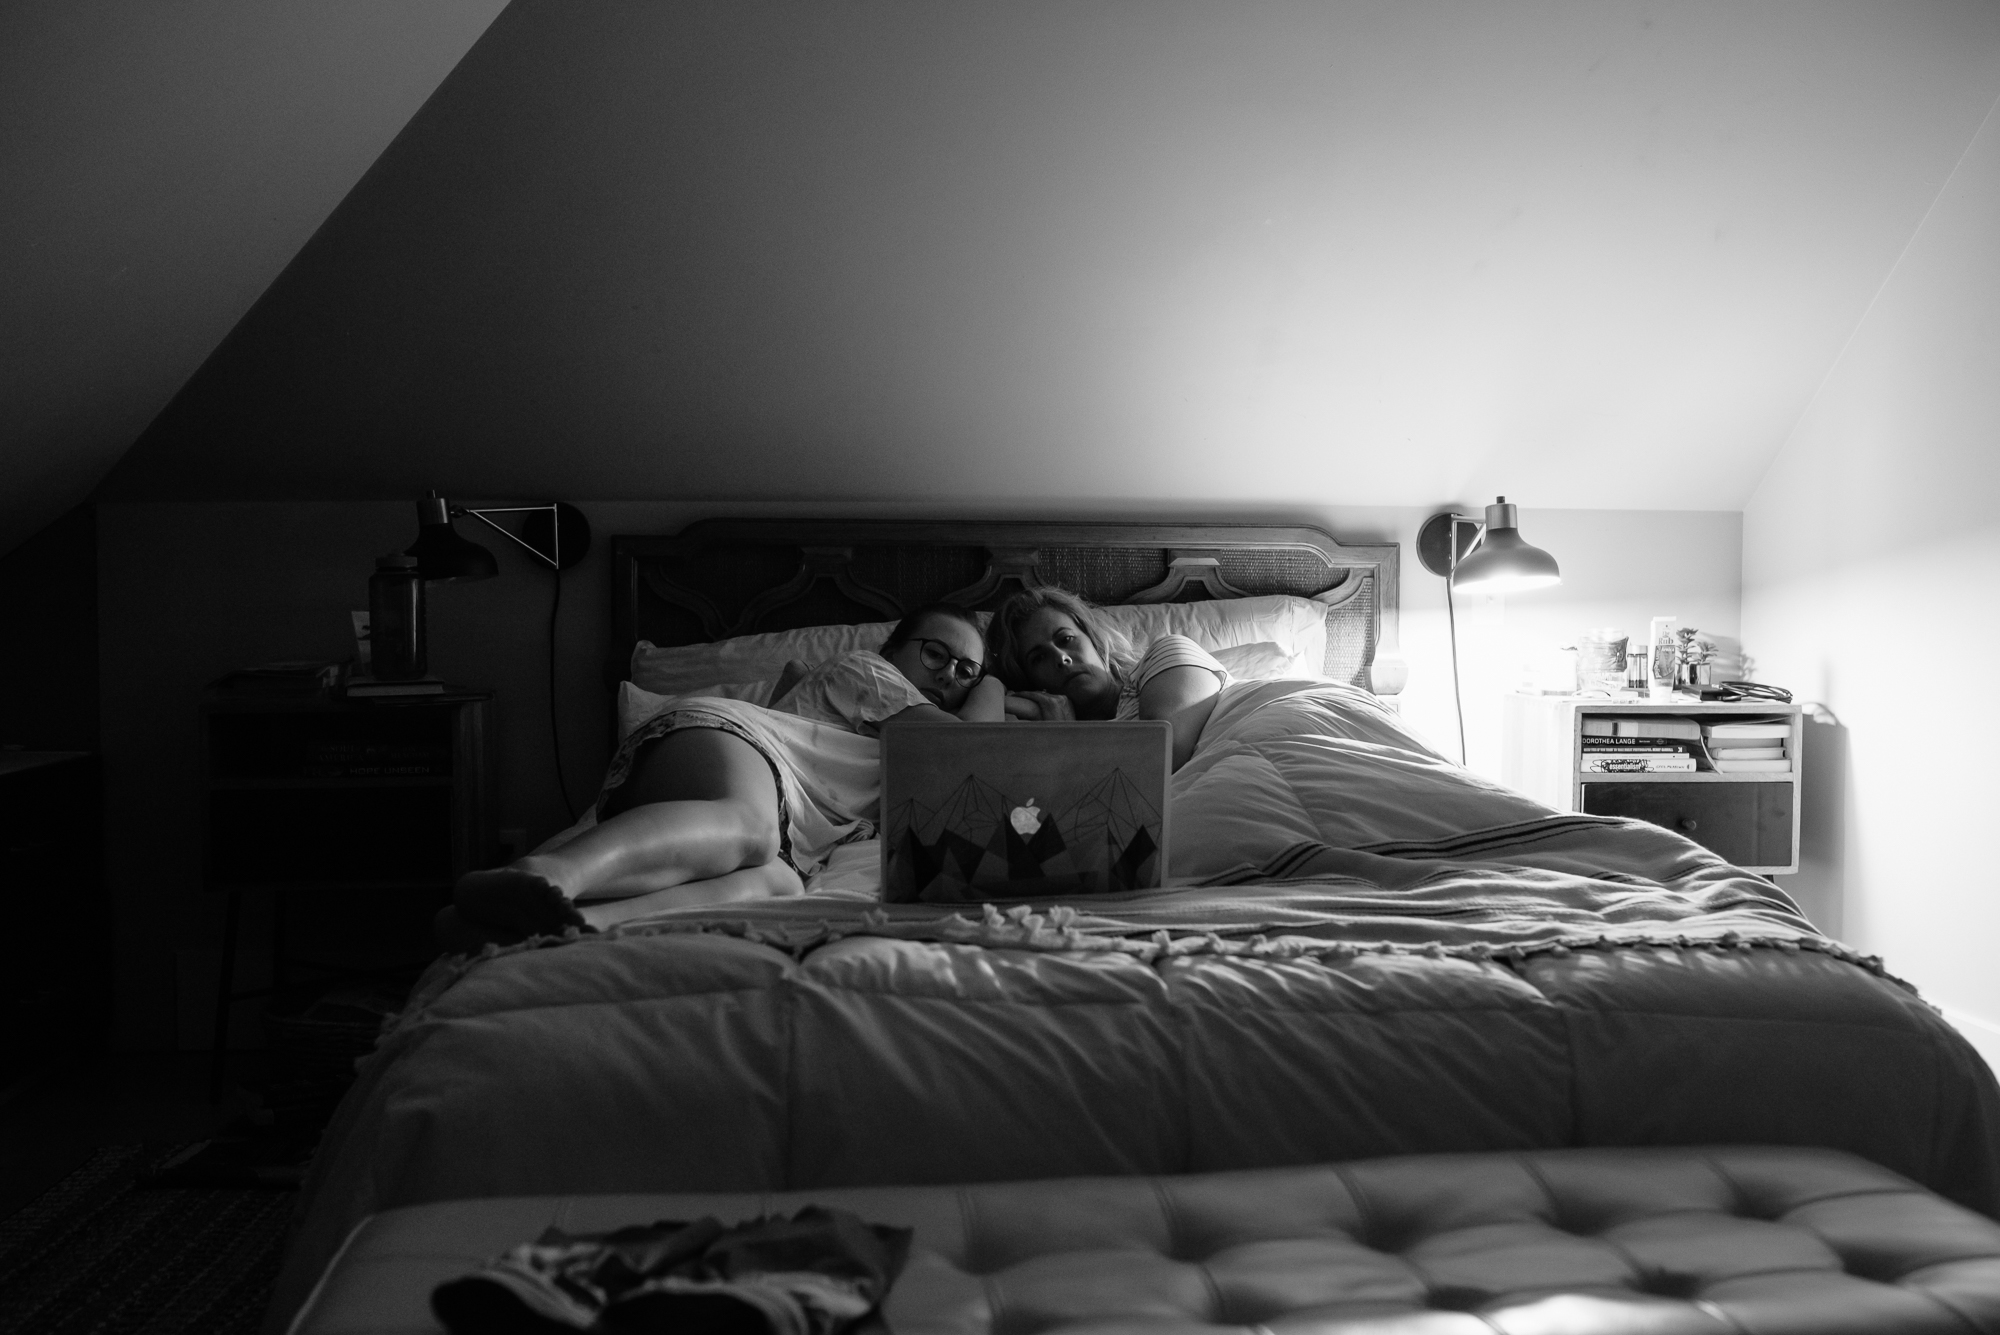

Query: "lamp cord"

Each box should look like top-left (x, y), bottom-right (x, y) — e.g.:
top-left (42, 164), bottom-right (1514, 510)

top-left (549, 570), bottom-right (577, 821)
top-left (1446, 575), bottom-right (1467, 766)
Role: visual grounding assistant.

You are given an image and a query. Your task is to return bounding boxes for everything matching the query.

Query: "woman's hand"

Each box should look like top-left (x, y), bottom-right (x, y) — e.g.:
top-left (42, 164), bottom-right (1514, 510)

top-left (1004, 690), bottom-right (1074, 722)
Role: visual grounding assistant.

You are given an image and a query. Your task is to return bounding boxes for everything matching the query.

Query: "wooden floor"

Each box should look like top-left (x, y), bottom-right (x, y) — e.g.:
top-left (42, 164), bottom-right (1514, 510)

top-left (0, 1054), bottom-right (256, 1219)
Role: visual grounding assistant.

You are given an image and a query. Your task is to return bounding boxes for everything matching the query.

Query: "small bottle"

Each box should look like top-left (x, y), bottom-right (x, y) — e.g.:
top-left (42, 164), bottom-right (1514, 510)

top-left (368, 554), bottom-right (426, 680)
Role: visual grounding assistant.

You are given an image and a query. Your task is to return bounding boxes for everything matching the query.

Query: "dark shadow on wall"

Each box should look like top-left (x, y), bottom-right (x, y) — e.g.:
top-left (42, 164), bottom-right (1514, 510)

top-left (1776, 712), bottom-right (1847, 939)
top-left (0, 503), bottom-right (99, 751)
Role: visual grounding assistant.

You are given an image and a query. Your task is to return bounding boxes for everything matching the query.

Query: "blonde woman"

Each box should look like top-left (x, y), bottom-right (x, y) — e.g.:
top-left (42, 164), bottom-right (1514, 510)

top-left (986, 587), bottom-right (1227, 770)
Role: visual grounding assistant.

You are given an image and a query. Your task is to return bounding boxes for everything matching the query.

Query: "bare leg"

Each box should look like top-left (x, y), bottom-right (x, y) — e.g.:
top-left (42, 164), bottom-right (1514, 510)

top-left (578, 859), bottom-right (804, 931)
top-left (453, 728), bottom-right (789, 936)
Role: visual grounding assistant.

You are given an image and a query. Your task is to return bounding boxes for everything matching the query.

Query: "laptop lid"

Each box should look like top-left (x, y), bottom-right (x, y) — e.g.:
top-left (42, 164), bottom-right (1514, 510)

top-left (880, 720), bottom-right (1171, 903)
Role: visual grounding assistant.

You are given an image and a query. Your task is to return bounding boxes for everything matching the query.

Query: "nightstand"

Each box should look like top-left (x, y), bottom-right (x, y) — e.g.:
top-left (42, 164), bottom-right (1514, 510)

top-left (203, 687), bottom-right (493, 1094)
top-left (1502, 694), bottom-right (1803, 874)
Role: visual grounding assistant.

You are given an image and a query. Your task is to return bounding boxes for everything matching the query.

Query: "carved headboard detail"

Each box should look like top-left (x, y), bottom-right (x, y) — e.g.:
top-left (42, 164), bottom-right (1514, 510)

top-left (613, 520), bottom-right (1399, 689)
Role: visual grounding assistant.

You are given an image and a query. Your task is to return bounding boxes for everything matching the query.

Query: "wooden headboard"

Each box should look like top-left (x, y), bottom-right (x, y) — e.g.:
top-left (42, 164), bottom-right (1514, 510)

top-left (612, 519), bottom-right (1399, 688)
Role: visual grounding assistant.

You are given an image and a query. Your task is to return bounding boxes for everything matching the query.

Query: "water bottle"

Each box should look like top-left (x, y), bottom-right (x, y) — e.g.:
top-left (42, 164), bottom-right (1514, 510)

top-left (368, 554), bottom-right (426, 680)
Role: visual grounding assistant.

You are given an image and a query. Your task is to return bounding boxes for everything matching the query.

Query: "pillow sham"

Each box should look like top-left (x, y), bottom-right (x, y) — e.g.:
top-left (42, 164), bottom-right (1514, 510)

top-left (631, 621), bottom-right (904, 697)
top-left (628, 593), bottom-right (1331, 695)
top-left (1096, 596), bottom-right (1325, 678)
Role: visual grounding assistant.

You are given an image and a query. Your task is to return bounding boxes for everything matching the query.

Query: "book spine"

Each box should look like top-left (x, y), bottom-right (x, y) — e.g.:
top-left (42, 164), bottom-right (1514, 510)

top-left (1583, 742), bottom-right (1706, 762)
top-left (1583, 757), bottom-right (1698, 772)
top-left (1582, 740), bottom-right (1703, 752)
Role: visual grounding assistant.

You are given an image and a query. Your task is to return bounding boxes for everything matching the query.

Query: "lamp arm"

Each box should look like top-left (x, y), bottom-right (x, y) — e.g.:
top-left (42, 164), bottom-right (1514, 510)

top-left (1447, 515), bottom-right (1485, 572)
top-left (453, 504), bottom-right (561, 570)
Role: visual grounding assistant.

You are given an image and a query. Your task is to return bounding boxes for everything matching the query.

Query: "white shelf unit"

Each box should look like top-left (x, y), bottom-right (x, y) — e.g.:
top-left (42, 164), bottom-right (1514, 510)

top-left (1502, 694), bottom-right (1803, 875)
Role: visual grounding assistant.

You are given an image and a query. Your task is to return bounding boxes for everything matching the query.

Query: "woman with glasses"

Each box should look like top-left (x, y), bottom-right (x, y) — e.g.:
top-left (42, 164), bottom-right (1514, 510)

top-left (444, 605), bottom-right (1002, 947)
top-left (769, 604), bottom-right (1003, 734)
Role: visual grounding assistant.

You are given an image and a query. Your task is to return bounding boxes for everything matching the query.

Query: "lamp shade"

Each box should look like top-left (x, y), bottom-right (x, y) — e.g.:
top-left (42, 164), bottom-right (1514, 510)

top-left (1451, 497), bottom-right (1560, 593)
top-left (407, 492), bottom-right (498, 581)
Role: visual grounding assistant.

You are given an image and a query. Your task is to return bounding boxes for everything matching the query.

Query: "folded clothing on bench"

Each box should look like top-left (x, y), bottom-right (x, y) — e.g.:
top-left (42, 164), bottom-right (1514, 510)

top-left (430, 1206), bottom-right (909, 1335)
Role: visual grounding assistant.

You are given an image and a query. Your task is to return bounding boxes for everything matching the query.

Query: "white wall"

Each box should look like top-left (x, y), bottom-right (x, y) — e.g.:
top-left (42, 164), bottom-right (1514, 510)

top-left (1743, 96), bottom-right (2000, 1040)
top-left (96, 1), bottom-right (2000, 520)
top-left (102, 497), bottom-right (1736, 1048)
top-left (1409, 508), bottom-right (1743, 779)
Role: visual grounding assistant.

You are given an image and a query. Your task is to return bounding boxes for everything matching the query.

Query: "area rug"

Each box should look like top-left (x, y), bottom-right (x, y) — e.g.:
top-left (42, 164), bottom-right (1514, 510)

top-left (0, 1143), bottom-right (294, 1335)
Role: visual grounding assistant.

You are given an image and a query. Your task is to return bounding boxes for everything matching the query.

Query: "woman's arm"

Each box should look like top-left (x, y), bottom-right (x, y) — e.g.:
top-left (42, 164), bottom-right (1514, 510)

top-left (1137, 664), bottom-right (1223, 770)
top-left (957, 675), bottom-right (1008, 720)
top-left (881, 675), bottom-right (1009, 727)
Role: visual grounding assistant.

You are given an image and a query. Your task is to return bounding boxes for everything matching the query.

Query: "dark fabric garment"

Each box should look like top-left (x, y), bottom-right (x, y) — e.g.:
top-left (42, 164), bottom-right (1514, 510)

top-left (431, 1206), bottom-right (911, 1335)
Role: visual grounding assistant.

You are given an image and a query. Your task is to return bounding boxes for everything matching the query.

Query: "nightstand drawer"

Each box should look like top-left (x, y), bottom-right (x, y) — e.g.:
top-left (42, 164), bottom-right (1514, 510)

top-left (210, 709), bottom-right (454, 780)
top-left (1582, 780), bottom-right (1794, 869)
top-left (208, 786), bottom-right (455, 886)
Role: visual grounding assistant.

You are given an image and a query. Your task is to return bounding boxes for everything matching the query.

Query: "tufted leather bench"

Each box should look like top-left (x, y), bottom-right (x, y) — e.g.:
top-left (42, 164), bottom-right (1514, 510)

top-left (286, 1146), bottom-right (2000, 1335)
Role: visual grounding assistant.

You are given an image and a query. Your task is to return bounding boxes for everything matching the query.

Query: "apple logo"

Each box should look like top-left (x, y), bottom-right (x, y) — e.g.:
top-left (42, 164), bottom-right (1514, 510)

top-left (1009, 799), bottom-right (1043, 837)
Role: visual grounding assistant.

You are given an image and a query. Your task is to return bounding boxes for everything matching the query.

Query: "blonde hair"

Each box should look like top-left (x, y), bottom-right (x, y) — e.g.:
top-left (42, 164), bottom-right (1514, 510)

top-left (987, 587), bottom-right (1136, 690)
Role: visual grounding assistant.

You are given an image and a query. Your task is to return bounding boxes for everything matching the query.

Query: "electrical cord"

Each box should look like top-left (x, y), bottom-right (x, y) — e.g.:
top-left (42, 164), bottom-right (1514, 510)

top-left (1446, 576), bottom-right (1467, 765)
top-left (549, 569), bottom-right (577, 821)
top-left (1711, 681), bottom-right (1793, 703)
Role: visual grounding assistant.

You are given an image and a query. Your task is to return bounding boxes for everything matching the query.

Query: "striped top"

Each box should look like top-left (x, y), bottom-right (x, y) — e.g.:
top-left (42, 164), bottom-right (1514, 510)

top-left (1114, 634), bottom-right (1230, 720)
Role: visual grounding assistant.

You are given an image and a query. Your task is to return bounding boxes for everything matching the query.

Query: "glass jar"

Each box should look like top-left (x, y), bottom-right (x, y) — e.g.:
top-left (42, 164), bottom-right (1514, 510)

top-left (368, 554), bottom-right (426, 680)
top-left (1647, 616), bottom-right (1679, 698)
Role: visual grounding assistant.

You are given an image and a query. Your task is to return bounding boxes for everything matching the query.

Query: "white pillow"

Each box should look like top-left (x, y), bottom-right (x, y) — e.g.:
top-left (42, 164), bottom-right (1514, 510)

top-left (628, 594), bottom-right (1328, 695)
top-left (631, 622), bottom-right (901, 697)
top-left (1097, 596), bottom-right (1326, 678)
top-left (1211, 641), bottom-right (1300, 681)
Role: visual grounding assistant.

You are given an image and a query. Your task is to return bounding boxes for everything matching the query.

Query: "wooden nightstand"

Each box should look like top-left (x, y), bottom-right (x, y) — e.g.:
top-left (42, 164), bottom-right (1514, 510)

top-left (203, 687), bottom-right (493, 1093)
top-left (1502, 694), bottom-right (1803, 874)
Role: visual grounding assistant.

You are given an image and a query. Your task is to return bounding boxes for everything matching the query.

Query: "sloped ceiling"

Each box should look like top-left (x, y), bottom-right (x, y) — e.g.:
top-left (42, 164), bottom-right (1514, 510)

top-left (0, 0), bottom-right (507, 556)
top-left (64, 3), bottom-right (2000, 528)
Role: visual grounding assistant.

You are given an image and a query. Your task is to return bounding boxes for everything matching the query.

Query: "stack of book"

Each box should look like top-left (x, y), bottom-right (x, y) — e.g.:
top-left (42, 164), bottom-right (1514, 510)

top-left (1703, 719), bottom-right (1791, 772)
top-left (1580, 716), bottom-right (1703, 772)
top-left (209, 661), bottom-right (347, 697)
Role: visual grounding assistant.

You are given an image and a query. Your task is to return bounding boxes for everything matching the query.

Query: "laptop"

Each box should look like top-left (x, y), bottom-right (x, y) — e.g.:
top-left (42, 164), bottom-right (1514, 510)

top-left (880, 720), bottom-right (1171, 903)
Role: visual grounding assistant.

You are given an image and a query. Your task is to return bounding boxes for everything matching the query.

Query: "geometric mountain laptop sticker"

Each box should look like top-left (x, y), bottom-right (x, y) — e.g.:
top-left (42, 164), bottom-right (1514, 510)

top-left (880, 720), bottom-right (1170, 903)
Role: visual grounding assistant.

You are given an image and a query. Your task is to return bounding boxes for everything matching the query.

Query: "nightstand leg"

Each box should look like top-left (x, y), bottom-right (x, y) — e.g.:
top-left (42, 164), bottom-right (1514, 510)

top-left (209, 887), bottom-right (242, 1101)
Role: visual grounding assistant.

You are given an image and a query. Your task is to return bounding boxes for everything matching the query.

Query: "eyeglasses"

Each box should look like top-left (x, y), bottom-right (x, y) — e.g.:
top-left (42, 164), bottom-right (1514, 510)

top-left (909, 638), bottom-right (985, 685)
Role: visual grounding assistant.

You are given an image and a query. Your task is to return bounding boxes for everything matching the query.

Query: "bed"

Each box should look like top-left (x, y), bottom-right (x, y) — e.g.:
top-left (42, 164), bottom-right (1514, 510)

top-left (266, 519), bottom-right (2000, 1330)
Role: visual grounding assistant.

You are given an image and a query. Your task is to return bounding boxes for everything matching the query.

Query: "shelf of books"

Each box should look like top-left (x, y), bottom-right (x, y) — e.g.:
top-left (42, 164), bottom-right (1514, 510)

top-left (1501, 694), bottom-right (1803, 874)
top-left (1579, 714), bottom-right (1795, 781)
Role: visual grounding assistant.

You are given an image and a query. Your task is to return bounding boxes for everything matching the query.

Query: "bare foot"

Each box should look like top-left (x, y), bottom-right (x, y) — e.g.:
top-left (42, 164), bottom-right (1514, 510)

top-left (454, 857), bottom-right (589, 936)
top-left (434, 905), bottom-right (523, 952)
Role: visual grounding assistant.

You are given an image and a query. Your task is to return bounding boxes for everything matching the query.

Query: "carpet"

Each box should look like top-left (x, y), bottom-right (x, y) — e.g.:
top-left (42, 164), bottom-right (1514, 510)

top-left (0, 1143), bottom-right (295, 1335)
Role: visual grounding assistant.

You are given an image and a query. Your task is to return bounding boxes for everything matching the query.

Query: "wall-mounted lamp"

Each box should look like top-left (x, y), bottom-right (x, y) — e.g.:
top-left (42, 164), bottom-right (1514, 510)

top-left (1416, 497), bottom-right (1561, 766)
top-left (402, 490), bottom-right (593, 820)
top-left (1416, 497), bottom-right (1560, 593)
top-left (407, 490), bottom-right (592, 579)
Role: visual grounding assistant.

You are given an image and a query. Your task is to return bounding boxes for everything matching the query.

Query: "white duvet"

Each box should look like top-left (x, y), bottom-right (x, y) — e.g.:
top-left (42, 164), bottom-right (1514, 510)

top-left (789, 678), bottom-right (1551, 900)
